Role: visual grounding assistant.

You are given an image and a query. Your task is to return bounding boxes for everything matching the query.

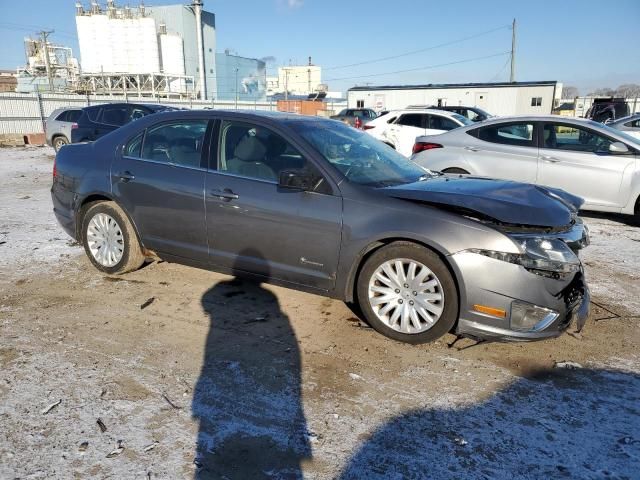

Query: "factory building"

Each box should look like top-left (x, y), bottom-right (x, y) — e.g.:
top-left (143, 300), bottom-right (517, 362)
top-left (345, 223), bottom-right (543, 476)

top-left (266, 61), bottom-right (322, 96)
top-left (348, 81), bottom-right (563, 116)
top-left (74, 1), bottom-right (265, 100)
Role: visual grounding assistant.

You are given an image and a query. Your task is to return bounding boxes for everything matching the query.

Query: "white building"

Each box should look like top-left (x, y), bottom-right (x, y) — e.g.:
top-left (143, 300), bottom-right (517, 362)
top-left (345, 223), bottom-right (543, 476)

top-left (347, 81), bottom-right (563, 115)
top-left (270, 65), bottom-right (322, 96)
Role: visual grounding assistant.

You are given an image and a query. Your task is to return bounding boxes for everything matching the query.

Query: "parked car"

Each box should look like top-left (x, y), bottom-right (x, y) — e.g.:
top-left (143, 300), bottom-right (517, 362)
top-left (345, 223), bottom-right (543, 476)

top-left (609, 113), bottom-right (640, 140)
top-left (408, 105), bottom-right (493, 122)
top-left (360, 110), bottom-right (401, 141)
top-left (585, 98), bottom-right (630, 123)
top-left (410, 115), bottom-right (640, 220)
top-left (378, 109), bottom-right (473, 157)
top-left (45, 108), bottom-right (83, 152)
top-left (52, 110), bottom-right (590, 344)
top-left (46, 103), bottom-right (173, 151)
top-left (330, 108), bottom-right (378, 128)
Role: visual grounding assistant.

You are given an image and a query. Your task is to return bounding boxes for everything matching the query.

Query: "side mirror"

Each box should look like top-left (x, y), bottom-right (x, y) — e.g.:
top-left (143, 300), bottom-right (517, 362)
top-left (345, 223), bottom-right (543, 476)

top-left (278, 169), bottom-right (313, 191)
top-left (609, 141), bottom-right (629, 154)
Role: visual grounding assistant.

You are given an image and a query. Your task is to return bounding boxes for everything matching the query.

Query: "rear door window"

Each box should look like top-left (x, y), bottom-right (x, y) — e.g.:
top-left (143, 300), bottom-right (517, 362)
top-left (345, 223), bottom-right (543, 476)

top-left (141, 120), bottom-right (208, 168)
top-left (396, 113), bottom-right (424, 128)
top-left (475, 122), bottom-right (535, 147)
top-left (66, 110), bottom-right (82, 122)
top-left (124, 132), bottom-right (144, 158)
top-left (85, 106), bottom-right (102, 122)
top-left (101, 106), bottom-right (129, 126)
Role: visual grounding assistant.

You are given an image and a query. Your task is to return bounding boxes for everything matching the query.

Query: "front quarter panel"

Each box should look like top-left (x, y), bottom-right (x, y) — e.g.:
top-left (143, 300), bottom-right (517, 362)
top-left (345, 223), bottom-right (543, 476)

top-left (336, 190), bottom-right (519, 301)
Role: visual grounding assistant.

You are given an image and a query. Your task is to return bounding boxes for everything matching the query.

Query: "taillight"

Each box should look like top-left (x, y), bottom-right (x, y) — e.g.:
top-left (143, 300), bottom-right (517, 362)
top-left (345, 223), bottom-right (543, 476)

top-left (71, 123), bottom-right (78, 129)
top-left (354, 117), bottom-right (362, 129)
top-left (52, 155), bottom-right (57, 180)
top-left (412, 142), bottom-right (443, 154)
top-left (363, 124), bottom-right (375, 130)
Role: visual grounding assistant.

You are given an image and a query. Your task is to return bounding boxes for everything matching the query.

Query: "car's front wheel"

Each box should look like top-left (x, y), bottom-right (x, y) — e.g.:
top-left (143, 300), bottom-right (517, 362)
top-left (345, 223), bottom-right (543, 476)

top-left (81, 201), bottom-right (145, 274)
top-left (356, 242), bottom-right (458, 344)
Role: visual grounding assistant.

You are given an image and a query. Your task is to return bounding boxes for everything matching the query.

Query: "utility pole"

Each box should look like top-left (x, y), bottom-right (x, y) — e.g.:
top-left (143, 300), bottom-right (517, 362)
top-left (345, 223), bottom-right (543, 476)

top-left (510, 18), bottom-right (516, 83)
top-left (40, 30), bottom-right (55, 92)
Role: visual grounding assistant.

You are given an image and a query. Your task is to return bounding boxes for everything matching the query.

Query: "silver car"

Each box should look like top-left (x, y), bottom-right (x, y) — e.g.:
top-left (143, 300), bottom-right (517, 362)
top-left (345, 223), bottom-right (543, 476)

top-left (609, 113), bottom-right (640, 140)
top-left (45, 107), bottom-right (83, 152)
top-left (411, 115), bottom-right (640, 221)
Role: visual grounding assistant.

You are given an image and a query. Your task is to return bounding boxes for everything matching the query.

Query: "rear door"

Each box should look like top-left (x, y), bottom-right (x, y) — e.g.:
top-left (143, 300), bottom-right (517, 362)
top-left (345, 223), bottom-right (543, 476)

top-left (204, 119), bottom-right (343, 291)
top-left (111, 118), bottom-right (210, 261)
top-left (464, 121), bottom-right (539, 183)
top-left (537, 122), bottom-right (635, 208)
top-left (387, 113), bottom-right (427, 156)
top-left (95, 105), bottom-right (130, 139)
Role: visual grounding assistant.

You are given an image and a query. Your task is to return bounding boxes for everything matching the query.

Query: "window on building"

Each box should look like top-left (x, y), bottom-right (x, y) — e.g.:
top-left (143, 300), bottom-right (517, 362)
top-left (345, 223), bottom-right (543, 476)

top-left (531, 97), bottom-right (542, 107)
top-left (356, 100), bottom-right (364, 108)
top-left (140, 120), bottom-right (208, 167)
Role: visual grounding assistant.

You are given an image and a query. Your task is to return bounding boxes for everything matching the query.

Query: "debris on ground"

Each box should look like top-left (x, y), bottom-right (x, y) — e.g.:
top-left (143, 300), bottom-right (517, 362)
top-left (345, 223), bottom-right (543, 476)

top-left (349, 373), bottom-right (363, 381)
top-left (140, 297), bottom-right (156, 310)
top-left (554, 361), bottom-right (583, 369)
top-left (162, 393), bottom-right (182, 410)
top-left (106, 440), bottom-right (124, 458)
top-left (143, 441), bottom-right (159, 452)
top-left (96, 418), bottom-right (107, 433)
top-left (40, 399), bottom-right (61, 415)
top-left (78, 441), bottom-right (89, 453)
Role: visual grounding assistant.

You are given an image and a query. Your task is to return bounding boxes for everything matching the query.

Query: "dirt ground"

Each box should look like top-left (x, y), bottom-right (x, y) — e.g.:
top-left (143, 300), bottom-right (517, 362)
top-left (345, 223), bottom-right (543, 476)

top-left (1, 147), bottom-right (639, 479)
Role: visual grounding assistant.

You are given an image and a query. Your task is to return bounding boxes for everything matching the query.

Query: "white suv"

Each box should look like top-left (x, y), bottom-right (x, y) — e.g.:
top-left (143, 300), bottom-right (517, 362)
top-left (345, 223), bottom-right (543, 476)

top-left (370, 109), bottom-right (473, 157)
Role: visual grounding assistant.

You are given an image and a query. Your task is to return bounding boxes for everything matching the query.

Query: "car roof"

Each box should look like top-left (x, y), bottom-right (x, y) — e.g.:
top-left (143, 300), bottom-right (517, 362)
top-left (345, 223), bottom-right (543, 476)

top-left (610, 113), bottom-right (640, 125)
top-left (395, 108), bottom-right (461, 118)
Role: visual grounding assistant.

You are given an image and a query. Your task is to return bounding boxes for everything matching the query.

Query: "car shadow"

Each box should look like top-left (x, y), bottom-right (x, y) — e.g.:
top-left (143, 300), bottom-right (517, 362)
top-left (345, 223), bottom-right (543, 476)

top-left (580, 210), bottom-right (638, 227)
top-left (338, 367), bottom-right (640, 479)
top-left (192, 249), bottom-right (311, 479)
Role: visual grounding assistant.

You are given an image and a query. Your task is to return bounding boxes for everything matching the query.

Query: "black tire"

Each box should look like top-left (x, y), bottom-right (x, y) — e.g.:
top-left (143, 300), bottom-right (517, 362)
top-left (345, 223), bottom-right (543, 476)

top-left (442, 167), bottom-right (469, 175)
top-left (356, 241), bottom-right (458, 344)
top-left (81, 201), bottom-right (145, 275)
top-left (53, 135), bottom-right (69, 152)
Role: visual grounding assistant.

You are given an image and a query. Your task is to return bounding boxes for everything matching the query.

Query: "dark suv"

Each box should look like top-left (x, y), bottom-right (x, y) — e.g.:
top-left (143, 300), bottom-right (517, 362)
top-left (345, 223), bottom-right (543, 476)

top-left (585, 98), bottom-right (630, 123)
top-left (70, 103), bottom-right (173, 144)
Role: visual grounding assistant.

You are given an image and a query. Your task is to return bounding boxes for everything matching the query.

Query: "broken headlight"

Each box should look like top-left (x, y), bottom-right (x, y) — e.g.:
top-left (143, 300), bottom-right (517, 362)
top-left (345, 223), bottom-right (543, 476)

top-left (470, 237), bottom-right (580, 275)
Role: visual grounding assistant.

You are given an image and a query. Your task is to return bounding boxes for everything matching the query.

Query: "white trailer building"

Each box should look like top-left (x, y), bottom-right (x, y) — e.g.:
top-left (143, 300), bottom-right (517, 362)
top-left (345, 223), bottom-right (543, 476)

top-left (348, 81), bottom-right (562, 116)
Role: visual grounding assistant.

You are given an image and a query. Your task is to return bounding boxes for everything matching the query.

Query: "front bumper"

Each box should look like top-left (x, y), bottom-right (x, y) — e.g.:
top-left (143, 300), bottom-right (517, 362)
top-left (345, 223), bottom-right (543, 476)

top-left (449, 250), bottom-right (590, 342)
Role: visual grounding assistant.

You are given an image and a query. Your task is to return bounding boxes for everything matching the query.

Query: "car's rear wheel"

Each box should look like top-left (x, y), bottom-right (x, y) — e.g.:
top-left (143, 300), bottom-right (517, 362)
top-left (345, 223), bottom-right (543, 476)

top-left (442, 167), bottom-right (469, 175)
top-left (356, 242), bottom-right (458, 344)
top-left (81, 201), bottom-right (145, 274)
top-left (53, 136), bottom-right (68, 152)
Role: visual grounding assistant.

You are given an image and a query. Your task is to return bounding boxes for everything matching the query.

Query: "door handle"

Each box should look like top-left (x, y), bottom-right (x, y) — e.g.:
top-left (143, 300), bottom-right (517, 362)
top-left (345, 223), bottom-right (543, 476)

top-left (541, 155), bottom-right (561, 163)
top-left (117, 171), bottom-right (135, 182)
top-left (211, 189), bottom-right (239, 200)
top-left (464, 146), bottom-right (481, 152)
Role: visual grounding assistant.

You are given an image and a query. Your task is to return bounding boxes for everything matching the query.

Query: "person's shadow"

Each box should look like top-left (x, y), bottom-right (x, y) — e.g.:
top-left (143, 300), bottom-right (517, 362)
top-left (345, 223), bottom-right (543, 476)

top-left (192, 250), bottom-right (311, 479)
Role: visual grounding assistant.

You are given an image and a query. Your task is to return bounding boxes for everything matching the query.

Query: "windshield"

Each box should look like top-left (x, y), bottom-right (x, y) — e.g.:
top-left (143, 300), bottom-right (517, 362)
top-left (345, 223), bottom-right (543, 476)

top-left (590, 119), bottom-right (640, 146)
top-left (291, 120), bottom-right (432, 187)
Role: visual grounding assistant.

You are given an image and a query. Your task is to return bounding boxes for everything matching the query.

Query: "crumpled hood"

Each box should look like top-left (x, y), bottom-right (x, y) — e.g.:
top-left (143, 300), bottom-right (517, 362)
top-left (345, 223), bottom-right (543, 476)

top-left (380, 176), bottom-right (584, 228)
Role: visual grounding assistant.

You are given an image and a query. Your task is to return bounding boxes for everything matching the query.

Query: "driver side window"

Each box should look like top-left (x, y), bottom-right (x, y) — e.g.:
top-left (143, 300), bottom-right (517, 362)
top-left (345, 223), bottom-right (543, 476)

top-left (543, 124), bottom-right (612, 153)
top-left (217, 121), bottom-right (330, 193)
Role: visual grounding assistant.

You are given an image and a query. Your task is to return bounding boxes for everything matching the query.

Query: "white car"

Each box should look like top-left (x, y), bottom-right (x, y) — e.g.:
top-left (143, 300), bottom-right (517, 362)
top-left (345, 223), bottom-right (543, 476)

top-left (361, 110), bottom-right (401, 141)
top-left (368, 109), bottom-right (473, 157)
top-left (410, 115), bottom-right (640, 219)
top-left (609, 113), bottom-right (640, 140)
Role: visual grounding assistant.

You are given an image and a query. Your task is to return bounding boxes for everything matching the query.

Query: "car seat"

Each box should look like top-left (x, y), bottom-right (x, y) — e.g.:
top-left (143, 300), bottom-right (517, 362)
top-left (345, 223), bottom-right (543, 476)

top-left (543, 126), bottom-right (557, 148)
top-left (227, 135), bottom-right (276, 181)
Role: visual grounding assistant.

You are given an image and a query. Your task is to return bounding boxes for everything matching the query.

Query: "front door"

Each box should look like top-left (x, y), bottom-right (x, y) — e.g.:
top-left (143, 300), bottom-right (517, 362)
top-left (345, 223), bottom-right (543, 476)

top-left (537, 122), bottom-right (634, 208)
top-left (205, 120), bottom-right (343, 291)
top-left (111, 119), bottom-right (210, 261)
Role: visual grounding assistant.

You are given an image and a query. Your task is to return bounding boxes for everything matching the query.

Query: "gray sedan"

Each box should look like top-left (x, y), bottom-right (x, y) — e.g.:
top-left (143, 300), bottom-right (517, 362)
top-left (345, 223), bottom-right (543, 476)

top-left (609, 113), bottom-right (640, 140)
top-left (52, 111), bottom-right (589, 344)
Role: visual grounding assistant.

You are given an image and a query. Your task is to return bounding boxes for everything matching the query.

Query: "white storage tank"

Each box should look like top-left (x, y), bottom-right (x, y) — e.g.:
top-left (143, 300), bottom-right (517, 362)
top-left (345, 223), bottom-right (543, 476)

top-left (160, 33), bottom-right (185, 92)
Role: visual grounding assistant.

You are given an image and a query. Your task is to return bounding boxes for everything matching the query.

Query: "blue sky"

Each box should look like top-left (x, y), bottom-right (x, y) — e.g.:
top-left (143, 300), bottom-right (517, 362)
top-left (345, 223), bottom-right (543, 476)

top-left (0, 0), bottom-right (638, 94)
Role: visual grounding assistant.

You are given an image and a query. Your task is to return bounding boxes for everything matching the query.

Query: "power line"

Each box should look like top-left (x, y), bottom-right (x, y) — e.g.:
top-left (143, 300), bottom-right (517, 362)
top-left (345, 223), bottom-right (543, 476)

top-left (324, 24), bottom-right (511, 71)
top-left (324, 51), bottom-right (511, 82)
